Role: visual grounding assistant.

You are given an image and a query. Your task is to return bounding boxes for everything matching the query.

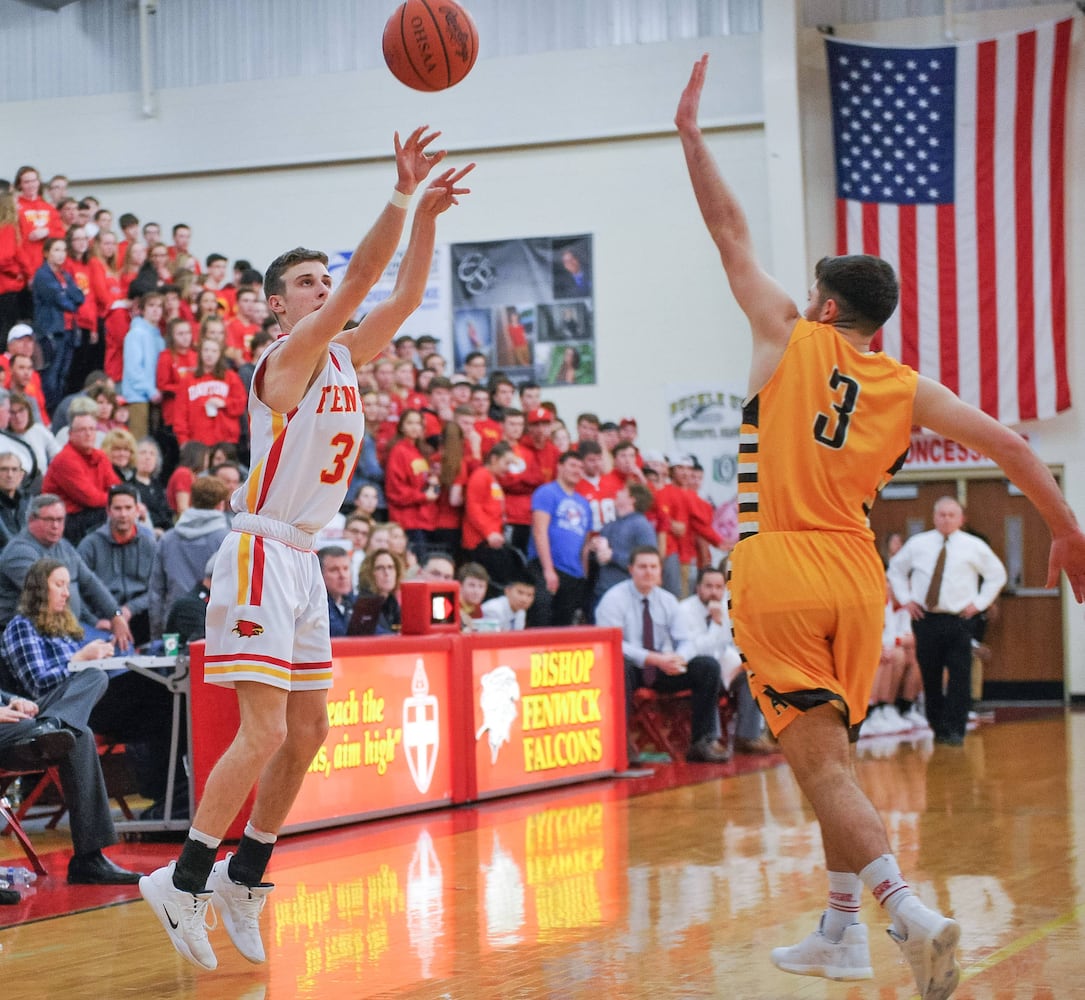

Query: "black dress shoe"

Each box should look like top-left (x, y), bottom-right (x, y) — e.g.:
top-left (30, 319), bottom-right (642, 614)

top-left (934, 734), bottom-right (965, 747)
top-left (67, 851), bottom-right (145, 885)
top-left (733, 736), bottom-right (779, 756)
top-left (685, 738), bottom-right (732, 764)
top-left (0, 719), bottom-right (76, 771)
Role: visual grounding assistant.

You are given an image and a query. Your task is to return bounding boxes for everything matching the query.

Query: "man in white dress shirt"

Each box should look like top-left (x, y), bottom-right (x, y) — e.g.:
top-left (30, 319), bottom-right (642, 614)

top-left (887, 497), bottom-right (1006, 745)
top-left (595, 546), bottom-right (729, 763)
top-left (677, 566), bottom-right (776, 755)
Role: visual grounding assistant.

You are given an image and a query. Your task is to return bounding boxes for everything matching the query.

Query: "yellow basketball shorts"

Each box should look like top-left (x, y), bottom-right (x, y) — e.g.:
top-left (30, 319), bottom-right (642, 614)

top-left (729, 530), bottom-right (885, 739)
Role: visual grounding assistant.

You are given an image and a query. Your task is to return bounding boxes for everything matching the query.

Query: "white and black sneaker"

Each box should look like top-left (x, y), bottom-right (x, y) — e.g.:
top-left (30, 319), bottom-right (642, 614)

top-left (208, 854), bottom-right (273, 964)
top-left (139, 862), bottom-right (218, 971)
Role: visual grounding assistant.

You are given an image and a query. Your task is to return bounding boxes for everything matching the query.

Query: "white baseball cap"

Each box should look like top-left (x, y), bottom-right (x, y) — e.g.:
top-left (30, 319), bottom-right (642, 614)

top-left (7, 323), bottom-right (34, 342)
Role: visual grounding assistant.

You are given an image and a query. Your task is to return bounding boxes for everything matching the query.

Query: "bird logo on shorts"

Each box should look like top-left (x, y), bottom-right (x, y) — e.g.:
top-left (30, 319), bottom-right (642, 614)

top-left (232, 619), bottom-right (265, 638)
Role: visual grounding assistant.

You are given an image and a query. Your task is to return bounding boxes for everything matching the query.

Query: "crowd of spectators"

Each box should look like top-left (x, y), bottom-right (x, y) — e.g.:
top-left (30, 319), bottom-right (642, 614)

top-left (0, 163), bottom-right (768, 821)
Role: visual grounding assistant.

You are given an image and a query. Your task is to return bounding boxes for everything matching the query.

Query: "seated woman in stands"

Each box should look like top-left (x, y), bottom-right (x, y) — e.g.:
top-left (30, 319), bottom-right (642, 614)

top-left (355, 548), bottom-right (404, 635)
top-left (1, 558), bottom-right (180, 819)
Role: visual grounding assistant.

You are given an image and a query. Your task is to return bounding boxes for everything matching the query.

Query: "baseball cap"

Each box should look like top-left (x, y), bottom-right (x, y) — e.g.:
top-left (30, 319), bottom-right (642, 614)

top-left (641, 449), bottom-right (667, 465)
top-left (7, 323), bottom-right (34, 342)
top-left (113, 395), bottom-right (128, 407)
top-left (526, 408), bottom-right (553, 425)
top-left (670, 454), bottom-right (695, 468)
top-left (619, 417), bottom-right (637, 428)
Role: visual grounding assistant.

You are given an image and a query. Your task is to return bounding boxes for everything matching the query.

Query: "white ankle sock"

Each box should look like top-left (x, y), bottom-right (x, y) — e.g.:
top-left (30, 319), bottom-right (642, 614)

top-left (859, 854), bottom-right (915, 935)
top-left (822, 870), bottom-right (863, 941)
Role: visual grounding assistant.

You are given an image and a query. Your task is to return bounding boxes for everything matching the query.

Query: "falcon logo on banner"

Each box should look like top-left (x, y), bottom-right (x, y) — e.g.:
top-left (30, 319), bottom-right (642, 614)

top-left (826, 19), bottom-right (1072, 425)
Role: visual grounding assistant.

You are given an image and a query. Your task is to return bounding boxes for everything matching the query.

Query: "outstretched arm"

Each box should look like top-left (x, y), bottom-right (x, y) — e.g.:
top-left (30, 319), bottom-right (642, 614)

top-left (676, 55), bottom-right (799, 352)
top-left (261, 126), bottom-right (447, 409)
top-left (913, 376), bottom-right (1085, 601)
top-left (336, 163), bottom-right (475, 367)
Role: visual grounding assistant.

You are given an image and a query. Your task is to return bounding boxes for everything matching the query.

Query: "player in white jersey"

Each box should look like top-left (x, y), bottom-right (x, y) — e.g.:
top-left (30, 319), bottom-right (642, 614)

top-left (140, 125), bottom-right (474, 972)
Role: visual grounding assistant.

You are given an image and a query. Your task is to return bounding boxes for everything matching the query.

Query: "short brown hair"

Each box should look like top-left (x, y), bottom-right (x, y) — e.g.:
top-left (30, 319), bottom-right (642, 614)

top-left (264, 247), bottom-right (328, 299)
top-left (191, 476), bottom-right (230, 509)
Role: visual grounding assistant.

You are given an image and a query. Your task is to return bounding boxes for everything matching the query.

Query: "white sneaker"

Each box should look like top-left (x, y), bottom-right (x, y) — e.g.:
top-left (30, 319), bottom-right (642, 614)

top-left (861, 706), bottom-right (892, 736)
top-left (139, 862), bottom-right (218, 971)
top-left (888, 899), bottom-right (961, 1000)
top-left (904, 706), bottom-right (932, 730)
top-left (880, 704), bottom-right (911, 734)
top-left (771, 917), bottom-right (873, 981)
top-left (208, 854), bottom-right (273, 964)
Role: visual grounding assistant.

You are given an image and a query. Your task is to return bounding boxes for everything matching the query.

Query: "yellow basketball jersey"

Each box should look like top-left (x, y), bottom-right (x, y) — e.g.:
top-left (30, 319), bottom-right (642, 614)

top-left (737, 318), bottom-right (917, 541)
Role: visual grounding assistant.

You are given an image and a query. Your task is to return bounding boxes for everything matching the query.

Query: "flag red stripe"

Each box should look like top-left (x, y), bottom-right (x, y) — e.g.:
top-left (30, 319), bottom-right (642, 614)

top-left (861, 203), bottom-right (879, 256)
top-left (836, 198), bottom-right (847, 255)
top-left (1013, 31), bottom-right (1037, 420)
top-left (937, 204), bottom-right (959, 395)
top-left (1049, 19), bottom-right (1071, 412)
top-left (897, 204), bottom-right (918, 370)
top-left (974, 39), bottom-right (1000, 419)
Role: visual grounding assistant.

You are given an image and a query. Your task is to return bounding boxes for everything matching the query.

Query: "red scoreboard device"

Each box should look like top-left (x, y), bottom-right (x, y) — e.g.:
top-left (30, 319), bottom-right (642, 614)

top-left (400, 579), bottom-right (460, 635)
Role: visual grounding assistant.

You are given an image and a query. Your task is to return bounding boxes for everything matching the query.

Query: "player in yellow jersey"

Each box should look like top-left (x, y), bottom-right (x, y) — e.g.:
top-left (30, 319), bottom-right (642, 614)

top-left (140, 126), bottom-right (473, 971)
top-left (677, 54), bottom-right (1085, 1000)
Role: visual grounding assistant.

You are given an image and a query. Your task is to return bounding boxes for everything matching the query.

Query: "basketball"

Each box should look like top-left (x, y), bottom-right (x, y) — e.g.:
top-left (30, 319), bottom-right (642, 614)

top-left (383, 0), bottom-right (479, 92)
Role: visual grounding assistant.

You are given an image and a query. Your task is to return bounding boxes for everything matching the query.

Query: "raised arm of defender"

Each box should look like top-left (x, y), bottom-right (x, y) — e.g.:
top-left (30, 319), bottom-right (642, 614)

top-left (675, 55), bottom-right (800, 364)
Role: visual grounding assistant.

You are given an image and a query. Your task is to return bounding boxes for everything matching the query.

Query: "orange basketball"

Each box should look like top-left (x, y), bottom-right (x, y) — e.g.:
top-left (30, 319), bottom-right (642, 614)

top-left (382, 0), bottom-right (479, 92)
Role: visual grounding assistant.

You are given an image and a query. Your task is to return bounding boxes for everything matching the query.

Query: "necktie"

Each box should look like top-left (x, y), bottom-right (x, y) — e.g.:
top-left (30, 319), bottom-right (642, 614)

top-left (641, 597), bottom-right (658, 687)
top-left (642, 598), bottom-right (655, 651)
top-left (925, 537), bottom-right (948, 610)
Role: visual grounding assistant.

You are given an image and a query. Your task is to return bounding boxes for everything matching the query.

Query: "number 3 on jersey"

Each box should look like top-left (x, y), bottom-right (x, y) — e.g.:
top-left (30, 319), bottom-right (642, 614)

top-left (813, 368), bottom-right (860, 450)
top-left (320, 433), bottom-right (357, 484)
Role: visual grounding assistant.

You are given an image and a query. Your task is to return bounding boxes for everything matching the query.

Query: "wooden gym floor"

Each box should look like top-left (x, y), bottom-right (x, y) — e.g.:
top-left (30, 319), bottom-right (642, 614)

top-left (2, 707), bottom-right (1083, 999)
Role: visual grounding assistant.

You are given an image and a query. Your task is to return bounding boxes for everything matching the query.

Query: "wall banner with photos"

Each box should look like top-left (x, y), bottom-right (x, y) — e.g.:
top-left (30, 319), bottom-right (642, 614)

top-left (449, 234), bottom-right (595, 387)
top-left (665, 383), bottom-right (745, 552)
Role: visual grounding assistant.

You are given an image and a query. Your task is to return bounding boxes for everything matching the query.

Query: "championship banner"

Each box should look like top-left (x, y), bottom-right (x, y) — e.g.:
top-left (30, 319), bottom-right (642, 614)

top-left (665, 383), bottom-right (745, 551)
top-left (285, 649), bottom-right (455, 832)
top-left (467, 630), bottom-right (621, 799)
top-left (328, 243), bottom-right (452, 363)
top-left (450, 234), bottom-right (595, 386)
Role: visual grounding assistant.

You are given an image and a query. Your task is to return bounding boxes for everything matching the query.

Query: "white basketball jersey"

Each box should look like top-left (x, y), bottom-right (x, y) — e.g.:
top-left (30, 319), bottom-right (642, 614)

top-left (233, 339), bottom-right (364, 533)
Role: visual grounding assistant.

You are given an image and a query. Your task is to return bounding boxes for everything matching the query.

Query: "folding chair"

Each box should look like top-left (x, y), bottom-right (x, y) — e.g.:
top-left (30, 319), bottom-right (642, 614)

top-left (630, 687), bottom-right (735, 760)
top-left (629, 688), bottom-right (693, 759)
top-left (0, 763), bottom-right (67, 833)
top-left (0, 773), bottom-right (54, 877)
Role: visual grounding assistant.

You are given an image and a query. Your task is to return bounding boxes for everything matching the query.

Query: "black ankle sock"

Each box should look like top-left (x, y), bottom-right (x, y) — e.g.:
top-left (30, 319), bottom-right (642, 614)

top-left (896, 699), bottom-right (913, 714)
top-left (228, 835), bottom-right (275, 886)
top-left (172, 838), bottom-right (218, 894)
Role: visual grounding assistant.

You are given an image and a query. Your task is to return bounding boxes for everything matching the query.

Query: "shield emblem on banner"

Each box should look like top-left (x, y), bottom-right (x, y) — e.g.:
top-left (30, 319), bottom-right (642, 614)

top-left (404, 658), bottom-right (439, 794)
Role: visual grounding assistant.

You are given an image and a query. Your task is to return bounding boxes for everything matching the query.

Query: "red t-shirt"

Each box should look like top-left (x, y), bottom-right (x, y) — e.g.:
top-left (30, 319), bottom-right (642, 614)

top-left (463, 465), bottom-right (506, 550)
top-left (576, 471), bottom-right (624, 531)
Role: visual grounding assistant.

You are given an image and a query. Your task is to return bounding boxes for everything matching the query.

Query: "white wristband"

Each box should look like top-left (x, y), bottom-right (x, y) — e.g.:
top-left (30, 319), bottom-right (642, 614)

top-left (389, 188), bottom-right (412, 209)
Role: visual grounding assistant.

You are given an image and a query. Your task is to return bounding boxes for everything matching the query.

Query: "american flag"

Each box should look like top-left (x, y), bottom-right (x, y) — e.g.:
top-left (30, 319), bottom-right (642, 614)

top-left (826, 19), bottom-right (1072, 425)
